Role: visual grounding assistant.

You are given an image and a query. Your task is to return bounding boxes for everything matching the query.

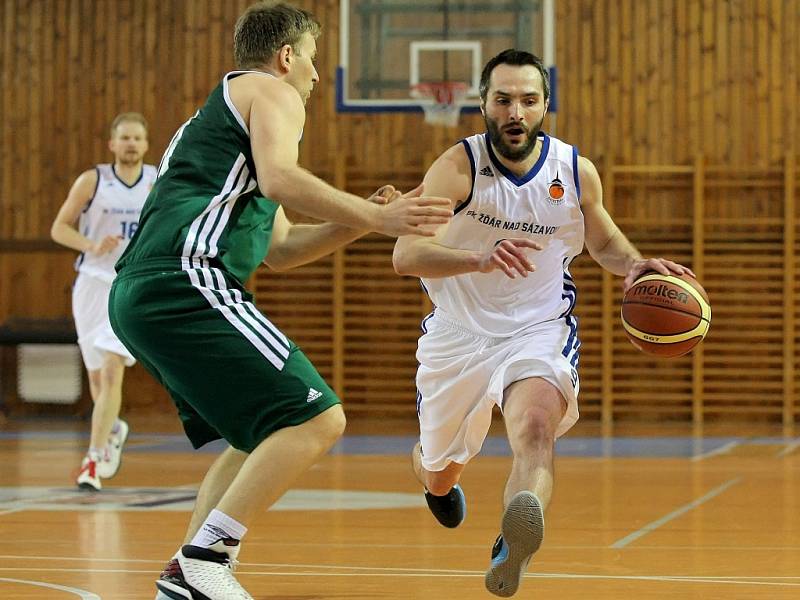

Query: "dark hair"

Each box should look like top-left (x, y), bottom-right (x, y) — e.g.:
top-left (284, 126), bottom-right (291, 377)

top-left (479, 49), bottom-right (549, 103)
top-left (110, 112), bottom-right (148, 137)
top-left (233, 1), bottom-right (321, 69)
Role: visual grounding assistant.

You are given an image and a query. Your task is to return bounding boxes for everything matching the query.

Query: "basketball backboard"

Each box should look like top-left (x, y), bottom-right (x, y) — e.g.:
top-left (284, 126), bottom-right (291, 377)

top-left (337, 0), bottom-right (556, 115)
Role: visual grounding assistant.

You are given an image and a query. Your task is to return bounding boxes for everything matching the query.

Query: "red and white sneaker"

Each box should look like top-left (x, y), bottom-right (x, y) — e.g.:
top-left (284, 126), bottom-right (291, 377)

top-left (97, 419), bottom-right (129, 479)
top-left (76, 456), bottom-right (101, 491)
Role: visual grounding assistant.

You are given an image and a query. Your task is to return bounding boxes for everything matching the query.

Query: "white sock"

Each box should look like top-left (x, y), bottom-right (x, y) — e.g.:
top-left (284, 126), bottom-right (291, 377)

top-left (87, 448), bottom-right (102, 462)
top-left (189, 509), bottom-right (248, 548)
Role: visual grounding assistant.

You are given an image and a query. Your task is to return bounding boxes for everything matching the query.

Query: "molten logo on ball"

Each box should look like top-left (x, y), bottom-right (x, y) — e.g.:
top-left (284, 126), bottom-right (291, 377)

top-left (631, 283), bottom-right (689, 304)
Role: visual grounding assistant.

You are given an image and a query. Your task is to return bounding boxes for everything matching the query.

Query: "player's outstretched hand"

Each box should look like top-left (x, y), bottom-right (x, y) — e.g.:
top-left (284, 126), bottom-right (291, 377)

top-left (89, 234), bottom-right (122, 256)
top-left (623, 258), bottom-right (696, 292)
top-left (375, 184), bottom-right (453, 237)
top-left (478, 238), bottom-right (543, 278)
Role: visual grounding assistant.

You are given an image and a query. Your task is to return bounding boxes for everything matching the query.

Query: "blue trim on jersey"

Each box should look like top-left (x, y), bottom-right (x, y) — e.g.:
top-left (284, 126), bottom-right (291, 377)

top-left (82, 166), bottom-right (101, 214)
top-left (455, 139), bottom-right (477, 215)
top-left (484, 132), bottom-right (550, 187)
top-left (111, 164), bottom-right (144, 189)
top-left (420, 309), bottom-right (435, 333)
top-left (572, 146), bottom-right (581, 200)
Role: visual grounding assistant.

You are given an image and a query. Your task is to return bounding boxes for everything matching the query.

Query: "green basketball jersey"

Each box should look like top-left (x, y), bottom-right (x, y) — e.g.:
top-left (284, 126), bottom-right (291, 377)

top-left (116, 71), bottom-right (278, 283)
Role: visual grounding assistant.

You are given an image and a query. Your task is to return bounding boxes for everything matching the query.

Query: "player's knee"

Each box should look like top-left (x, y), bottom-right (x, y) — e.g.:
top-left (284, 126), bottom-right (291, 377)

top-left (512, 406), bottom-right (555, 449)
top-left (317, 405), bottom-right (346, 448)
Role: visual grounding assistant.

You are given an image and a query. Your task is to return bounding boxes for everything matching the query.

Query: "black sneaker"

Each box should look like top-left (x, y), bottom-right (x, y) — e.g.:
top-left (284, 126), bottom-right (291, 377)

top-left (424, 483), bottom-right (467, 528)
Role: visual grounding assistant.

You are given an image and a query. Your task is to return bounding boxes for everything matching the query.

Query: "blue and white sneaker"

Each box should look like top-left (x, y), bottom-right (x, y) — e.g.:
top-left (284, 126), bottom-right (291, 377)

top-left (424, 484), bottom-right (467, 528)
top-left (484, 491), bottom-right (544, 597)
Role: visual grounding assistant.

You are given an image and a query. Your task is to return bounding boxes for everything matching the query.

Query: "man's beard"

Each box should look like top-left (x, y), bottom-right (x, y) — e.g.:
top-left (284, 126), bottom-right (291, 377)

top-left (118, 152), bottom-right (141, 166)
top-left (484, 114), bottom-right (545, 162)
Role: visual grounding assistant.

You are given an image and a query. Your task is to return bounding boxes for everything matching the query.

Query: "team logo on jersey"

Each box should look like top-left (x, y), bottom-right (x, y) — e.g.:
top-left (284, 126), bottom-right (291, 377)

top-left (479, 165), bottom-right (494, 177)
top-left (547, 173), bottom-right (566, 205)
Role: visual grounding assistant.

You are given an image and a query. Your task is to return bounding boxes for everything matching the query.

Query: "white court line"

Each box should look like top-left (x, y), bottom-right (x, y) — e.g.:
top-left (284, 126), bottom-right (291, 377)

top-left (611, 478), bottom-right (741, 548)
top-left (0, 577), bottom-right (100, 599)
top-left (0, 508), bottom-right (26, 517)
top-left (1, 566), bottom-right (799, 588)
top-left (690, 440), bottom-right (740, 461)
top-left (775, 439), bottom-right (800, 458)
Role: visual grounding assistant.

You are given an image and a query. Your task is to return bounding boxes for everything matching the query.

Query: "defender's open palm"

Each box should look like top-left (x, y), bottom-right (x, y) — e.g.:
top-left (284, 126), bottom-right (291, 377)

top-left (478, 238), bottom-right (543, 278)
top-left (376, 184), bottom-right (452, 237)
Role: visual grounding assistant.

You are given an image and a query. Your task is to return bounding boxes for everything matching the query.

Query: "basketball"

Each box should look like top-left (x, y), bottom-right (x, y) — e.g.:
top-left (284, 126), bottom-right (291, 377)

top-left (620, 271), bottom-right (711, 357)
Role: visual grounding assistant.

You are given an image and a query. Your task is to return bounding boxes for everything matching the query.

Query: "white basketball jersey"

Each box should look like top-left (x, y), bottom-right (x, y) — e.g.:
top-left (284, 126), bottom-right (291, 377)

top-left (76, 163), bottom-right (157, 283)
top-left (421, 133), bottom-right (585, 336)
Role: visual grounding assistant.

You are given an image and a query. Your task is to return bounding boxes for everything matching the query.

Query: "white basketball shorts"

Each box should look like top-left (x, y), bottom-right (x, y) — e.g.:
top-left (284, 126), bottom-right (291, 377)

top-left (415, 310), bottom-right (581, 472)
top-left (72, 272), bottom-right (136, 371)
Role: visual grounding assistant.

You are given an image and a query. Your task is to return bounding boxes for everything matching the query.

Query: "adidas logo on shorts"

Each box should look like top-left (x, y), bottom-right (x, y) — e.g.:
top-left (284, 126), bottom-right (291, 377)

top-left (306, 388), bottom-right (323, 402)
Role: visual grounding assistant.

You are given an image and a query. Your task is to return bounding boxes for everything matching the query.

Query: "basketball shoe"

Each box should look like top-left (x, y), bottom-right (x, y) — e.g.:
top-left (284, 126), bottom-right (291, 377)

top-left (155, 538), bottom-right (253, 600)
top-left (97, 419), bottom-right (129, 479)
top-left (484, 491), bottom-right (544, 597)
top-left (424, 484), bottom-right (467, 528)
top-left (76, 455), bottom-right (101, 491)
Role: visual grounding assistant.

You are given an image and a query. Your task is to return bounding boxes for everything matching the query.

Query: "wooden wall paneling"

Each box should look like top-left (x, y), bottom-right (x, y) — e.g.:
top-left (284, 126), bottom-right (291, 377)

top-left (786, 0), bottom-right (798, 157)
top-left (660, 0), bottom-right (675, 165)
top-left (728, 0), bottom-right (743, 164)
top-left (619, 1), bottom-right (633, 162)
top-left (692, 155), bottom-right (705, 429)
top-left (714, 0), bottom-right (729, 165)
top-left (702, 166), bottom-right (785, 421)
top-left (11, 0), bottom-right (29, 238)
top-left (600, 162), bottom-right (615, 433)
top-left (342, 235), bottom-right (419, 413)
top-left (39, 1), bottom-right (55, 238)
top-left (606, 0), bottom-right (620, 163)
top-left (784, 153), bottom-right (796, 432)
top-left (578, 0), bottom-right (593, 154)
top-left (688, 0), bottom-right (702, 162)
top-left (755, 0), bottom-right (769, 164)
top-left (1, 1), bottom-right (12, 239)
top-left (332, 155), bottom-right (346, 399)
top-left (768, 0), bottom-right (783, 163)
top-left (27, 0), bottom-right (42, 240)
top-left (701, 0), bottom-right (715, 165)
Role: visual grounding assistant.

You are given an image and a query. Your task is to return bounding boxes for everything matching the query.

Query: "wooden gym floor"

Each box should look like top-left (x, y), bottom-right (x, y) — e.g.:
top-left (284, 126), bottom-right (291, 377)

top-left (0, 421), bottom-right (799, 599)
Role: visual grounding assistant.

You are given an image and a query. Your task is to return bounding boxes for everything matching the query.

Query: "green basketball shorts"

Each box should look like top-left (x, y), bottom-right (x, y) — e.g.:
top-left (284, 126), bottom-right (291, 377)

top-left (109, 260), bottom-right (340, 452)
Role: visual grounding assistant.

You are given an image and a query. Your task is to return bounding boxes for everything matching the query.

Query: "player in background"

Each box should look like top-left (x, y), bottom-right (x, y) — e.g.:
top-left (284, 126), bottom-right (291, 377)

top-left (51, 112), bottom-right (155, 491)
top-left (393, 49), bottom-right (692, 596)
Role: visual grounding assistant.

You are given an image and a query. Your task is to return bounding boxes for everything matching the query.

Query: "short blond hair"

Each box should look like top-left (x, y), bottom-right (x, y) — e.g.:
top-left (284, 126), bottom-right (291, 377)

top-left (234, 2), bottom-right (321, 69)
top-left (110, 112), bottom-right (148, 137)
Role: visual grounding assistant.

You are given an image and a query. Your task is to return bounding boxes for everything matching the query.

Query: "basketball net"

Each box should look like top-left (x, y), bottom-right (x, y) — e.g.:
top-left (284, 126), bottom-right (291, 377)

top-left (410, 82), bottom-right (469, 128)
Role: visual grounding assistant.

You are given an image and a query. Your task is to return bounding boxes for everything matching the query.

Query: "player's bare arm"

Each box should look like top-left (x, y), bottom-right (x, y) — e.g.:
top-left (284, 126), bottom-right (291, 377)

top-left (229, 75), bottom-right (451, 237)
top-left (51, 169), bottom-right (121, 256)
top-left (579, 155), bottom-right (693, 290)
top-left (264, 185), bottom-right (401, 272)
top-left (393, 145), bottom-right (541, 279)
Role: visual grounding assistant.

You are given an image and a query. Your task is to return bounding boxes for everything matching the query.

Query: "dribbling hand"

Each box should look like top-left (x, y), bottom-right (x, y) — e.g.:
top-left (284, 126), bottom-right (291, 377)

top-left (478, 238), bottom-right (542, 278)
top-left (623, 258), bottom-right (695, 292)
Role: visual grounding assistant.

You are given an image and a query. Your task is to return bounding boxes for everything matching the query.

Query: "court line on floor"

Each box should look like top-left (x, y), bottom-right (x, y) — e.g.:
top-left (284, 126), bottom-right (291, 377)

top-left (1, 566), bottom-right (799, 589)
top-left (610, 477), bottom-right (741, 549)
top-left (0, 577), bottom-right (99, 599)
top-left (690, 440), bottom-right (740, 461)
top-left (775, 440), bottom-right (800, 458)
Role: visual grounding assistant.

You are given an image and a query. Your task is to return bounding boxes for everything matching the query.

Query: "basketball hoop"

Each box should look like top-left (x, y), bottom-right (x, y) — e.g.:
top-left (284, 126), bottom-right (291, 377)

top-left (410, 82), bottom-right (469, 127)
